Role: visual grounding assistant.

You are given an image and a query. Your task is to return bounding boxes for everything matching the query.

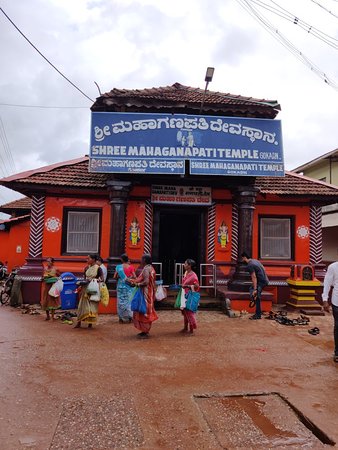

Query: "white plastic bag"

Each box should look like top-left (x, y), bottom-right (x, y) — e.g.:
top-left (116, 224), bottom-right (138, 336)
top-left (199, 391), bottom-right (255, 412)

top-left (48, 278), bottom-right (64, 297)
top-left (86, 279), bottom-right (100, 301)
top-left (155, 284), bottom-right (167, 301)
top-left (180, 288), bottom-right (187, 310)
top-left (86, 279), bottom-right (100, 295)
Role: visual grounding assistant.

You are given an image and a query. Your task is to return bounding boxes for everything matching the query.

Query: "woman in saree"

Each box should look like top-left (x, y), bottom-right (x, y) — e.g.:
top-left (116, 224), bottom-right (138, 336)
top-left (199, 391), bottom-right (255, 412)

top-left (114, 253), bottom-right (136, 323)
top-left (41, 257), bottom-right (61, 321)
top-left (180, 259), bottom-right (200, 335)
top-left (129, 254), bottom-right (158, 339)
top-left (75, 254), bottom-right (103, 329)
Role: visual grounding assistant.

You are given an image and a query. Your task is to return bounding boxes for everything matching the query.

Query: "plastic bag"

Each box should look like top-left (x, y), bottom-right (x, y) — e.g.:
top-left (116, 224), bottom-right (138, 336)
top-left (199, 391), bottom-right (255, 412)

top-left (174, 288), bottom-right (185, 309)
top-left (100, 283), bottom-right (109, 307)
top-left (155, 284), bottom-right (167, 301)
top-left (48, 278), bottom-right (64, 297)
top-left (185, 291), bottom-right (200, 312)
top-left (130, 288), bottom-right (147, 314)
top-left (86, 279), bottom-right (100, 295)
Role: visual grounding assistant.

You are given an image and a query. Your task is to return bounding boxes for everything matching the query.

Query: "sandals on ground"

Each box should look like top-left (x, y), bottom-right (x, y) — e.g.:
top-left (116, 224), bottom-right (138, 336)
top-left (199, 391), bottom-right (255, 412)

top-left (308, 327), bottom-right (320, 335)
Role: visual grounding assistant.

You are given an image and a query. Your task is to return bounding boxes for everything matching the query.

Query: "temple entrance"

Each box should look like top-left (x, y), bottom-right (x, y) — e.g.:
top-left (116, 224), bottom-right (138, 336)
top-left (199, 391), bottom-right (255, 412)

top-left (152, 206), bottom-right (206, 284)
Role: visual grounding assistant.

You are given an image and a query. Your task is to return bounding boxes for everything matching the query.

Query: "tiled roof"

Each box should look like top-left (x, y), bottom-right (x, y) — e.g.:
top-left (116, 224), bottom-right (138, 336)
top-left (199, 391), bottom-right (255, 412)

top-left (0, 196), bottom-right (32, 212)
top-left (0, 157), bottom-right (107, 189)
top-left (1, 157), bottom-right (338, 199)
top-left (0, 214), bottom-right (30, 227)
top-left (255, 171), bottom-right (338, 196)
top-left (92, 83), bottom-right (281, 119)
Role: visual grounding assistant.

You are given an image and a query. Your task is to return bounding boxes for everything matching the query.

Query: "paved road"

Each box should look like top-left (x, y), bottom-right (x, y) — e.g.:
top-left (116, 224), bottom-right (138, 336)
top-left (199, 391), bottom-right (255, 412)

top-left (0, 307), bottom-right (337, 449)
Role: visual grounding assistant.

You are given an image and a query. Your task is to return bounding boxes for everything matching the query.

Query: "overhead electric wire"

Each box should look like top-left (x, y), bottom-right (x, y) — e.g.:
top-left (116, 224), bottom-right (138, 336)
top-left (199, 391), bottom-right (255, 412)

top-left (248, 0), bottom-right (338, 49)
top-left (0, 103), bottom-right (89, 109)
top-left (0, 116), bottom-right (16, 173)
top-left (236, 0), bottom-right (338, 90)
top-left (0, 7), bottom-right (94, 103)
top-left (310, 0), bottom-right (338, 19)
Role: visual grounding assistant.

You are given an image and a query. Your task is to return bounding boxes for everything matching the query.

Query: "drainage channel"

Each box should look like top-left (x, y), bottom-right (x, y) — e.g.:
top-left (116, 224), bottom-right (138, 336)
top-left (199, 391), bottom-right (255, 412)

top-left (194, 392), bottom-right (335, 448)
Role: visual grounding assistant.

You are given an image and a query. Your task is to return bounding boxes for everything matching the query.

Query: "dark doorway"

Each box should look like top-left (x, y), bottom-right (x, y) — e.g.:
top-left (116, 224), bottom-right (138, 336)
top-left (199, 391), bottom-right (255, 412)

top-left (153, 206), bottom-right (206, 284)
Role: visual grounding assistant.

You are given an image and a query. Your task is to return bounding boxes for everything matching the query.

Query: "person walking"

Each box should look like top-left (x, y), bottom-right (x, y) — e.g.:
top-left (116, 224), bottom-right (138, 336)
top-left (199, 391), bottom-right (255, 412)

top-left (114, 254), bottom-right (136, 323)
top-left (180, 259), bottom-right (200, 335)
top-left (322, 261), bottom-right (338, 363)
top-left (75, 254), bottom-right (103, 329)
top-left (241, 251), bottom-right (269, 320)
top-left (129, 254), bottom-right (158, 339)
top-left (41, 257), bottom-right (61, 321)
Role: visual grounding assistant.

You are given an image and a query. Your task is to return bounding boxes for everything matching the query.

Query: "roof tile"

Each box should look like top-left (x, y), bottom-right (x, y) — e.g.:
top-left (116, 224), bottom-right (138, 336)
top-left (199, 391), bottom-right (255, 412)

top-left (1, 158), bottom-right (338, 199)
top-left (0, 196), bottom-right (32, 211)
top-left (92, 83), bottom-right (280, 118)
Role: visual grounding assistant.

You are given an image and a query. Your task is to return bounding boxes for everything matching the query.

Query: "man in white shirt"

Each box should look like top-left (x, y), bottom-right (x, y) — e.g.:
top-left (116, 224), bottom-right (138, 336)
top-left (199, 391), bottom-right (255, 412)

top-left (322, 261), bottom-right (338, 363)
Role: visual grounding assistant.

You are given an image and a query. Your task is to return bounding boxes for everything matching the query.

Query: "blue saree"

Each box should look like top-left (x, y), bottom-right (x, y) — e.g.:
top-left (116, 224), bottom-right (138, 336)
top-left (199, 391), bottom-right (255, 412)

top-left (116, 264), bottom-right (133, 322)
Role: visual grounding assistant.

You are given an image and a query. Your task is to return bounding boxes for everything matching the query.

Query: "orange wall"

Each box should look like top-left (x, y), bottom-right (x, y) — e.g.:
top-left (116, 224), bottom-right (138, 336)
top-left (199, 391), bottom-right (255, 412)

top-left (252, 203), bottom-right (310, 278)
top-left (213, 203), bottom-right (232, 263)
top-left (0, 220), bottom-right (30, 271)
top-left (125, 200), bottom-right (146, 261)
top-left (42, 196), bottom-right (111, 273)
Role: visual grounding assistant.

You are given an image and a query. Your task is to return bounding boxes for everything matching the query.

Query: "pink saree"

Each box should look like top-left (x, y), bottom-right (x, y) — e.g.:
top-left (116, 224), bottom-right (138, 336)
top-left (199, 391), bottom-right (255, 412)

top-left (182, 270), bottom-right (200, 332)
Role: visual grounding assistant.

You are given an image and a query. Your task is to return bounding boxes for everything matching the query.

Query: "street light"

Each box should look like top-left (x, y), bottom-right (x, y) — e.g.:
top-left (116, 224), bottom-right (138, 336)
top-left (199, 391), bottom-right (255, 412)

top-left (199, 67), bottom-right (215, 114)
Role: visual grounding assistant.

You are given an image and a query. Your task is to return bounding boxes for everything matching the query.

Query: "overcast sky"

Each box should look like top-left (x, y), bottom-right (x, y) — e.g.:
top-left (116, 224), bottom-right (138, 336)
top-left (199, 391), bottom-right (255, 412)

top-left (0, 0), bottom-right (337, 207)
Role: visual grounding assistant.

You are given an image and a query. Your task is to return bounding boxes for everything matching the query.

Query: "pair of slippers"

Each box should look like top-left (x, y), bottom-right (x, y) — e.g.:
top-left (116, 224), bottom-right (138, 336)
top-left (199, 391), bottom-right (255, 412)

top-left (308, 327), bottom-right (320, 335)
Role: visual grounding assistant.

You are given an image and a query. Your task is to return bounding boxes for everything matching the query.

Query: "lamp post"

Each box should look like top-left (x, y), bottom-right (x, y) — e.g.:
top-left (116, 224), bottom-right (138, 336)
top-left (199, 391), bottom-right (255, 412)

top-left (199, 67), bottom-right (215, 114)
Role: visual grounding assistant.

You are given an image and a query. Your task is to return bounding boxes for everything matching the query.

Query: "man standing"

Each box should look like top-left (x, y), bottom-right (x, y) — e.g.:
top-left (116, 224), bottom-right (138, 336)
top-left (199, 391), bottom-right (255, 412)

top-left (96, 256), bottom-right (107, 282)
top-left (322, 261), bottom-right (338, 363)
top-left (241, 252), bottom-right (269, 320)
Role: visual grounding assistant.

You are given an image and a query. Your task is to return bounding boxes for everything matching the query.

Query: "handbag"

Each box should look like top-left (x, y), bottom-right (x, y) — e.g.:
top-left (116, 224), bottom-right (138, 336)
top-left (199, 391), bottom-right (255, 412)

top-left (155, 284), bottom-right (167, 301)
top-left (100, 283), bottom-right (109, 307)
top-left (130, 288), bottom-right (147, 314)
top-left (185, 290), bottom-right (200, 312)
top-left (174, 288), bottom-right (186, 309)
top-left (48, 278), bottom-right (64, 297)
top-left (86, 279), bottom-right (100, 295)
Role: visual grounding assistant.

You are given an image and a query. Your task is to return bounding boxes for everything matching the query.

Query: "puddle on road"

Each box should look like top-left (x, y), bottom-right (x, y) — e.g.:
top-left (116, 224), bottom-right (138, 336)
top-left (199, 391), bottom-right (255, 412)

top-left (194, 393), bottom-right (335, 448)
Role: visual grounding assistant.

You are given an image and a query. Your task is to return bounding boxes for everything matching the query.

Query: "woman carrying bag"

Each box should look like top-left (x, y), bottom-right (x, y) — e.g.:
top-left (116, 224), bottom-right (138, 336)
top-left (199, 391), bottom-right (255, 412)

top-left (114, 254), bottom-right (136, 324)
top-left (75, 254), bottom-right (103, 329)
top-left (41, 257), bottom-right (61, 321)
top-left (180, 259), bottom-right (200, 335)
top-left (128, 254), bottom-right (158, 339)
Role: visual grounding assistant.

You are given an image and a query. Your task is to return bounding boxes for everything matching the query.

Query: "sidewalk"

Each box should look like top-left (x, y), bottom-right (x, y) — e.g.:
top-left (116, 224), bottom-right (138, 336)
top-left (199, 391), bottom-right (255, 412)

top-left (0, 307), bottom-right (337, 449)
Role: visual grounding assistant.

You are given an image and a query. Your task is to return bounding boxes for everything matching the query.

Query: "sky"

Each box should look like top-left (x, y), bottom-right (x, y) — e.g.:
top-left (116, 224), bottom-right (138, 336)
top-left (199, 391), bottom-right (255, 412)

top-left (0, 0), bottom-right (337, 208)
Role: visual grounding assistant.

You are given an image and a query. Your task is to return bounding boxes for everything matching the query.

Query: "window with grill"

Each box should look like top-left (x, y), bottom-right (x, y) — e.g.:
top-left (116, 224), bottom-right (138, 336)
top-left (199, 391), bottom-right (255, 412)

top-left (62, 209), bottom-right (101, 254)
top-left (260, 217), bottom-right (292, 260)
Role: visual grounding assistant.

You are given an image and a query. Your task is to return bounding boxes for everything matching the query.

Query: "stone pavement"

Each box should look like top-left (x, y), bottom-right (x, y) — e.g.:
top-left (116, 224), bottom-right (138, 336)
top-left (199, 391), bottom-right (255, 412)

top-left (0, 306), bottom-right (337, 449)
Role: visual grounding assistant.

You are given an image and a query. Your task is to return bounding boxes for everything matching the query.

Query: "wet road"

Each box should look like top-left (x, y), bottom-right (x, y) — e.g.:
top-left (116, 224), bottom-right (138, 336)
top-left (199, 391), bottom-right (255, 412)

top-left (0, 306), bottom-right (337, 449)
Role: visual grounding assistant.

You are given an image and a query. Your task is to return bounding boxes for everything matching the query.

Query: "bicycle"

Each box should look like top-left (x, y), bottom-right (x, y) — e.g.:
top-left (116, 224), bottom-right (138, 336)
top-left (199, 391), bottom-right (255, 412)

top-left (0, 268), bottom-right (18, 305)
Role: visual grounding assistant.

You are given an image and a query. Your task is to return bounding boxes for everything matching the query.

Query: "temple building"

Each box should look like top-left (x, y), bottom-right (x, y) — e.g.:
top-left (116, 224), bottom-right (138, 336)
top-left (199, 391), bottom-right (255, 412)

top-left (1, 83), bottom-right (338, 311)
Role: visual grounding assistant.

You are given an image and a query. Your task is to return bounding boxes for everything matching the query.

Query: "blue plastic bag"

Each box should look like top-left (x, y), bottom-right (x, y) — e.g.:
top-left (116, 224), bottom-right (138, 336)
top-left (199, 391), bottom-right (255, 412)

top-left (130, 288), bottom-right (147, 315)
top-left (185, 291), bottom-right (200, 312)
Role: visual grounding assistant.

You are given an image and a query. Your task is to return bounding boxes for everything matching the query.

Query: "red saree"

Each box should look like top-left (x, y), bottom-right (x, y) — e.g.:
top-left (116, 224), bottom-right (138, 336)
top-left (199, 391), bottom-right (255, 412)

top-left (133, 265), bottom-right (158, 333)
top-left (182, 270), bottom-right (200, 332)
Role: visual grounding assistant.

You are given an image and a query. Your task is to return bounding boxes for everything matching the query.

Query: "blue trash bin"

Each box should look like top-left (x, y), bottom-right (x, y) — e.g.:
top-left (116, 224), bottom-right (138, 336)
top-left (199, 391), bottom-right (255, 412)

top-left (60, 272), bottom-right (78, 309)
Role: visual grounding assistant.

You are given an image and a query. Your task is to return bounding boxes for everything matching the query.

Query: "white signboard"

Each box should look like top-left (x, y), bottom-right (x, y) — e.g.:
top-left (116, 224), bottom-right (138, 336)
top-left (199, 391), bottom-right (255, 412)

top-left (151, 185), bottom-right (212, 205)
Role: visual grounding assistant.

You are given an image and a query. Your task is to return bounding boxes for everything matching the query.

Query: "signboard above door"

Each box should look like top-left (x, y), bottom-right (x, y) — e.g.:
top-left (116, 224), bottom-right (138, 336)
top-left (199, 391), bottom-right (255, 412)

top-left (89, 112), bottom-right (284, 177)
top-left (151, 185), bottom-right (212, 205)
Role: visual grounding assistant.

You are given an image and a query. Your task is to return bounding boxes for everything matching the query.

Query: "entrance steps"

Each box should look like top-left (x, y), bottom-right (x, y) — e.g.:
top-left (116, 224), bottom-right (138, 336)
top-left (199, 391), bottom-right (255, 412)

top-left (156, 288), bottom-right (221, 310)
